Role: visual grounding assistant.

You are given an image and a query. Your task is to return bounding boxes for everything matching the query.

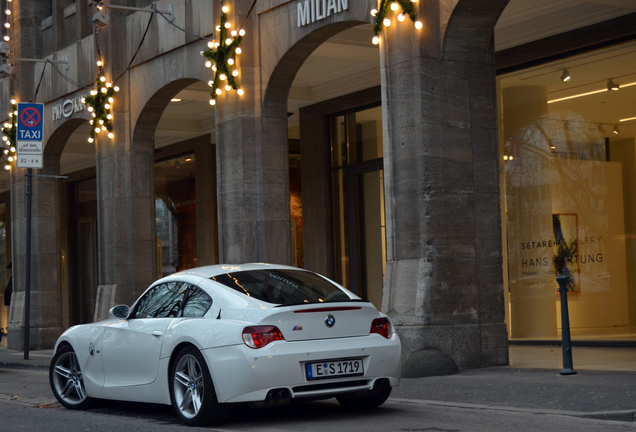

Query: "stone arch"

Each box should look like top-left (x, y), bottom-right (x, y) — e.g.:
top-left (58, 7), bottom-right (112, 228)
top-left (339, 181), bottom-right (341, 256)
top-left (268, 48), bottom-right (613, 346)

top-left (131, 78), bottom-right (199, 147)
top-left (442, 0), bottom-right (510, 61)
top-left (123, 77), bottom-right (218, 282)
top-left (263, 21), bottom-right (364, 117)
top-left (260, 0), bottom-right (374, 115)
top-left (45, 118), bottom-right (88, 157)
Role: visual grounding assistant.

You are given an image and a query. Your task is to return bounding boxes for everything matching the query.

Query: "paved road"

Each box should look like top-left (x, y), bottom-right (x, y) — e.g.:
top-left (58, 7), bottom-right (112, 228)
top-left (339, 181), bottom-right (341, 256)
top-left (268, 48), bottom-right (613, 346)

top-left (1, 367), bottom-right (635, 431)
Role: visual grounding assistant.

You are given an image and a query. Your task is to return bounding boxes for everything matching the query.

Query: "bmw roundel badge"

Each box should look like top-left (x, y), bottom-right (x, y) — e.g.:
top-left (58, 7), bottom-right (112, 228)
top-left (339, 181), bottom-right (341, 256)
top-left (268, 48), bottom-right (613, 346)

top-left (325, 314), bottom-right (335, 328)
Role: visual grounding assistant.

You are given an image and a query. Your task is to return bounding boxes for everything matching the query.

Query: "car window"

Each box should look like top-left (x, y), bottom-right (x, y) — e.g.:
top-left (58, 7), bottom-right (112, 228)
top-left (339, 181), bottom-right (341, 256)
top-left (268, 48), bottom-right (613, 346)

top-left (211, 269), bottom-right (351, 306)
top-left (182, 286), bottom-right (212, 317)
top-left (131, 281), bottom-right (189, 318)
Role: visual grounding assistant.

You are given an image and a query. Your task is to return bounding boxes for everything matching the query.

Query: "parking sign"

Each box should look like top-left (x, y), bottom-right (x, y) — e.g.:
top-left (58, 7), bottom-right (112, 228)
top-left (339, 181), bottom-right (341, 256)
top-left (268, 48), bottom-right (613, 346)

top-left (16, 102), bottom-right (44, 168)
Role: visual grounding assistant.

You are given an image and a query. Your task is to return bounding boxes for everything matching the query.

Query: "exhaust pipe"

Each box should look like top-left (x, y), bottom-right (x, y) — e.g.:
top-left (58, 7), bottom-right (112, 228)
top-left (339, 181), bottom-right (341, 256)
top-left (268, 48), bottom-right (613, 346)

top-left (266, 388), bottom-right (292, 401)
top-left (249, 388), bottom-right (292, 409)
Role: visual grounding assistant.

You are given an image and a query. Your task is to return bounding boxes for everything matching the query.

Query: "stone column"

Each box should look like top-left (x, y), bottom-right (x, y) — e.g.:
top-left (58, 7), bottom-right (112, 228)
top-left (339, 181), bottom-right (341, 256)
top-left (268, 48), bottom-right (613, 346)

top-left (7, 1), bottom-right (65, 350)
top-left (7, 162), bottom-right (64, 350)
top-left (214, 4), bottom-right (291, 265)
top-left (381, 0), bottom-right (509, 372)
top-left (94, 8), bottom-right (156, 307)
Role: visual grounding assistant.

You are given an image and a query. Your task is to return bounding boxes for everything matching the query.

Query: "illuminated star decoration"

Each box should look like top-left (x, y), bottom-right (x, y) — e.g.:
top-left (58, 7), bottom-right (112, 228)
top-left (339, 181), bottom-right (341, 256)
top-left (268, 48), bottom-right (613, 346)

top-left (83, 59), bottom-right (119, 143)
top-left (201, 5), bottom-right (245, 105)
top-left (1, 98), bottom-right (16, 170)
top-left (371, 0), bottom-right (422, 45)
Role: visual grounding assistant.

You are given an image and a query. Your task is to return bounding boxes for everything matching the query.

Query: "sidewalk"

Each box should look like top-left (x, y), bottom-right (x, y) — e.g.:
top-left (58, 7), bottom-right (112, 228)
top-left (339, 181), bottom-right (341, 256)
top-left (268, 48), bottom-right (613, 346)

top-left (0, 345), bottom-right (53, 369)
top-left (1, 344), bottom-right (635, 422)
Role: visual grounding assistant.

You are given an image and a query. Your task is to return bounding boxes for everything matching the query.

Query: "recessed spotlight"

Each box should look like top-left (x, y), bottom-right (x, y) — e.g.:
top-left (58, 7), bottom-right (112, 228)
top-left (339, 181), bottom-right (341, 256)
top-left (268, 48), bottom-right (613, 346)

top-left (560, 69), bottom-right (571, 82)
top-left (607, 79), bottom-right (620, 91)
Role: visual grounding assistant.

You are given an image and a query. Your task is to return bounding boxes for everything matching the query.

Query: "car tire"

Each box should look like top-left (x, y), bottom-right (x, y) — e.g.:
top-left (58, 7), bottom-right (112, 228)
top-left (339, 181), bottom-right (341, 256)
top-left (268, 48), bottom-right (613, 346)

top-left (49, 344), bottom-right (94, 410)
top-left (170, 346), bottom-right (232, 426)
top-left (336, 386), bottom-right (392, 409)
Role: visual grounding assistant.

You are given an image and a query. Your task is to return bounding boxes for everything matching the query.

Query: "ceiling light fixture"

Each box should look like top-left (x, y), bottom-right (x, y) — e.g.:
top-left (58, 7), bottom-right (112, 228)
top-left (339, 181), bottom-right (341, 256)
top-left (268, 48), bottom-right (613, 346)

top-left (607, 79), bottom-right (620, 91)
top-left (613, 125), bottom-right (619, 135)
top-left (548, 81), bottom-right (636, 104)
top-left (560, 69), bottom-right (571, 82)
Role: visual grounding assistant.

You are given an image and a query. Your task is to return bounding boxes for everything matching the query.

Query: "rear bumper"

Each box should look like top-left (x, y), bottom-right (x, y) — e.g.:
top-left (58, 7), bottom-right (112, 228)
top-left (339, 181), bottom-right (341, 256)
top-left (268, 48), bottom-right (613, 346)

top-left (203, 333), bottom-right (401, 403)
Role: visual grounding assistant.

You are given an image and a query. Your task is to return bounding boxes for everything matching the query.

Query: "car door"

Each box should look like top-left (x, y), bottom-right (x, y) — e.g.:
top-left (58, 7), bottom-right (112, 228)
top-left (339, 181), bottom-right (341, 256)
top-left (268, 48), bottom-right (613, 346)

top-left (101, 281), bottom-right (189, 387)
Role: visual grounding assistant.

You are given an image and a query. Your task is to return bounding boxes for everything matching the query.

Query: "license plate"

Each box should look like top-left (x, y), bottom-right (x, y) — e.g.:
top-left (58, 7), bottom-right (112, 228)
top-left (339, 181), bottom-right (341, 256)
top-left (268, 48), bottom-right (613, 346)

top-left (305, 358), bottom-right (363, 380)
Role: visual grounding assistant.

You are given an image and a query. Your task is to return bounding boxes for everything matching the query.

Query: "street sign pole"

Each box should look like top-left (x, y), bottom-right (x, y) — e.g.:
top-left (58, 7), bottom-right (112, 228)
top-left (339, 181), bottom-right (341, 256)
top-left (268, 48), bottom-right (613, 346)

top-left (24, 168), bottom-right (31, 360)
top-left (16, 102), bottom-right (43, 360)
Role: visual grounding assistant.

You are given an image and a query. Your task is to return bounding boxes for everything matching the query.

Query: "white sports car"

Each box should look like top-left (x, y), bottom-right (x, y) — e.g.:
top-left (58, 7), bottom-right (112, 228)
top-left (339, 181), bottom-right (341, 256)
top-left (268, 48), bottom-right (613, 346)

top-left (49, 263), bottom-right (402, 426)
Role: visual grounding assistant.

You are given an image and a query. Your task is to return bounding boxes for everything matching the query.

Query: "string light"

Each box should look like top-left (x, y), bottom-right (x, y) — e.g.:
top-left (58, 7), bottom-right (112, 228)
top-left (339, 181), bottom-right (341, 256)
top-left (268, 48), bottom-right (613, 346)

top-left (1, 1), bottom-right (13, 170)
top-left (371, 0), bottom-right (422, 45)
top-left (201, 4), bottom-right (244, 103)
top-left (83, 59), bottom-right (119, 142)
top-left (1, 98), bottom-right (16, 170)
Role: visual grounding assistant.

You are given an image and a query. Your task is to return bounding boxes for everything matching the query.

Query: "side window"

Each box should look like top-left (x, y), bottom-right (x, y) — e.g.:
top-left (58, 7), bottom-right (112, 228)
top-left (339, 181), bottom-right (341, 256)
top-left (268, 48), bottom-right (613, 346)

top-left (131, 282), bottom-right (189, 318)
top-left (182, 286), bottom-right (212, 318)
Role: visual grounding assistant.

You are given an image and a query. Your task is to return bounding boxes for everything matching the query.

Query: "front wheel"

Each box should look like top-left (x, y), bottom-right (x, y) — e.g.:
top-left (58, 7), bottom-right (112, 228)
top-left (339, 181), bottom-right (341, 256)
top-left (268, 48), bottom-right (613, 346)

top-left (49, 344), bottom-right (93, 409)
top-left (170, 346), bottom-right (232, 426)
top-left (336, 386), bottom-right (391, 410)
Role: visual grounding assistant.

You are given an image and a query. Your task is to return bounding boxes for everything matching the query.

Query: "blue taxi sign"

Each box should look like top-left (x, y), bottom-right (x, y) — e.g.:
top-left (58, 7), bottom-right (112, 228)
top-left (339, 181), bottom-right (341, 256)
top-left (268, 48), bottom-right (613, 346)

top-left (16, 102), bottom-right (44, 168)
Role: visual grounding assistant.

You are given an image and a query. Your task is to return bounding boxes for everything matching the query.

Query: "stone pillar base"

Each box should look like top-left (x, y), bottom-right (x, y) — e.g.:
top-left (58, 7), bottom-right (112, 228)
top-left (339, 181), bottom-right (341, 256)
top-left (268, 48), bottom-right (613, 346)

top-left (397, 323), bottom-right (509, 372)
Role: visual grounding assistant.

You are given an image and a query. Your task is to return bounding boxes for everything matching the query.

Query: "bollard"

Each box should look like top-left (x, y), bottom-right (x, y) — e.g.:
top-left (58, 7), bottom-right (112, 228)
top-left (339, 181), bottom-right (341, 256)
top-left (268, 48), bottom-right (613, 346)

top-left (556, 274), bottom-right (576, 375)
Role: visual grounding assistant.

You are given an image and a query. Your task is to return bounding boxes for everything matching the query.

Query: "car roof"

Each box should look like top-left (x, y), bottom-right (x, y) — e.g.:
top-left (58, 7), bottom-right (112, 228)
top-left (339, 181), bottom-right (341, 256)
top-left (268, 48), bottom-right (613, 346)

top-left (172, 263), bottom-right (305, 279)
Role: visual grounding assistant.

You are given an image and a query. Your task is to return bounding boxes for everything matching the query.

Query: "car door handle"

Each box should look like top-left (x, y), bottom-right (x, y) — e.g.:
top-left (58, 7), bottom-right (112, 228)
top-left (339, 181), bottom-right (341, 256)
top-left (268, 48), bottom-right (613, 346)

top-left (152, 331), bottom-right (163, 338)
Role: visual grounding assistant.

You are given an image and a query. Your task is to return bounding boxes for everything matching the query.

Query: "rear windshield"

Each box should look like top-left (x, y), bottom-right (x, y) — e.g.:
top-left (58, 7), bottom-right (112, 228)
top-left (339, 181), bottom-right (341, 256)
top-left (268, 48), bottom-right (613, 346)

top-left (211, 269), bottom-right (353, 305)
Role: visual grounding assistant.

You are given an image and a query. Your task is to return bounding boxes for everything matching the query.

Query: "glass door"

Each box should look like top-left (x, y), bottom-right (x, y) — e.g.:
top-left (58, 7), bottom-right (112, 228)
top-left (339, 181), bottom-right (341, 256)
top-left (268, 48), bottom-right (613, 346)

top-left (331, 105), bottom-right (386, 308)
top-left (69, 178), bottom-right (98, 325)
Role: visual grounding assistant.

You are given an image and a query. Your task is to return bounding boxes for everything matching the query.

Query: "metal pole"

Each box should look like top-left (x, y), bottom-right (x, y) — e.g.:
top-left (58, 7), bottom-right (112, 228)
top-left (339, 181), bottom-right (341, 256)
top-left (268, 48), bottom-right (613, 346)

top-left (556, 274), bottom-right (576, 375)
top-left (24, 168), bottom-right (32, 360)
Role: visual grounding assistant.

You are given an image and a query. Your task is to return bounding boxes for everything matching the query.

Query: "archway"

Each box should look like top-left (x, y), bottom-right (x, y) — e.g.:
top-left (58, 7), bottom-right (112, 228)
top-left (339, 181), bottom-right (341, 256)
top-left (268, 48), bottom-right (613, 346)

top-left (128, 78), bottom-right (218, 291)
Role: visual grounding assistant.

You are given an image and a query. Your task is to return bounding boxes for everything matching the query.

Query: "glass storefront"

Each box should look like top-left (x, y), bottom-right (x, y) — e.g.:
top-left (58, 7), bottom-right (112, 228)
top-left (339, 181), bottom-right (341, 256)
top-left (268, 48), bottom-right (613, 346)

top-left (155, 153), bottom-right (197, 277)
top-left (331, 105), bottom-right (386, 308)
top-left (499, 40), bottom-right (636, 341)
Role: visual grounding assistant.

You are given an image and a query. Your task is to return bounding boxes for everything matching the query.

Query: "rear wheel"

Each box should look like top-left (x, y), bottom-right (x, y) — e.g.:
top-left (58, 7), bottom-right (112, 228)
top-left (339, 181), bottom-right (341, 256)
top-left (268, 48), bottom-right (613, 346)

top-left (170, 346), bottom-right (232, 426)
top-left (49, 344), bottom-right (93, 409)
top-left (336, 386), bottom-right (391, 409)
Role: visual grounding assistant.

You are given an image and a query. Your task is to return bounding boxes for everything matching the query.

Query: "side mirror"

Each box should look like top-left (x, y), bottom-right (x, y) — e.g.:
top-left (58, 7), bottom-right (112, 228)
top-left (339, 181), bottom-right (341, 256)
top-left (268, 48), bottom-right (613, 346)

top-left (109, 305), bottom-right (130, 319)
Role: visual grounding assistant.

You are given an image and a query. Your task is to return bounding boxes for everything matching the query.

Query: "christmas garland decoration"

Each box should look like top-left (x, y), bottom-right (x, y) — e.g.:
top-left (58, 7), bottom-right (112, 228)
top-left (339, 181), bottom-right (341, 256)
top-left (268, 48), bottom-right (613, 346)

top-left (1, 99), bottom-right (16, 171)
top-left (371, 0), bottom-right (422, 44)
top-left (201, 5), bottom-right (244, 105)
top-left (83, 60), bottom-right (119, 143)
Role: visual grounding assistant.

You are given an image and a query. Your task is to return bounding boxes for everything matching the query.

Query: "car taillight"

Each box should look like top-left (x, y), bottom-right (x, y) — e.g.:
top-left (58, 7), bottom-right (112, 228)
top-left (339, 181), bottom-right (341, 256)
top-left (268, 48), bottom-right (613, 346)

top-left (242, 326), bottom-right (285, 349)
top-left (370, 317), bottom-right (392, 339)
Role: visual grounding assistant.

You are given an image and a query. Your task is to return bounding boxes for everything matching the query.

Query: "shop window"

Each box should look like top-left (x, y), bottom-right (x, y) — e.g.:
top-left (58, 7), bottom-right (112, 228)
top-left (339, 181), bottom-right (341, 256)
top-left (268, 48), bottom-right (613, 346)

top-left (155, 153), bottom-right (196, 277)
top-left (499, 40), bottom-right (636, 340)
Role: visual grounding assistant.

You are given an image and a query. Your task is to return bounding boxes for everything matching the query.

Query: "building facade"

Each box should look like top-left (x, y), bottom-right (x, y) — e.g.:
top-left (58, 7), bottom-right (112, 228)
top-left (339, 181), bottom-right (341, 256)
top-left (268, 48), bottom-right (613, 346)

top-left (0, 0), bottom-right (634, 373)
